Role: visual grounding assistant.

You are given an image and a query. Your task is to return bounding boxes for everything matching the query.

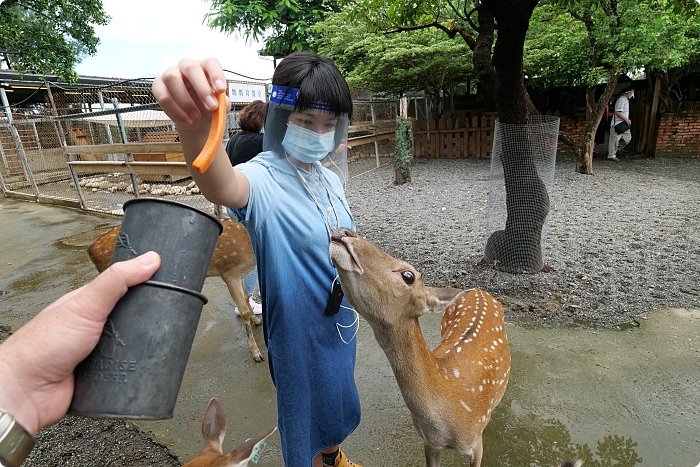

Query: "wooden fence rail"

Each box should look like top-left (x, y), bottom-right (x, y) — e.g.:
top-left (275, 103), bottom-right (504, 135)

top-left (412, 114), bottom-right (497, 158)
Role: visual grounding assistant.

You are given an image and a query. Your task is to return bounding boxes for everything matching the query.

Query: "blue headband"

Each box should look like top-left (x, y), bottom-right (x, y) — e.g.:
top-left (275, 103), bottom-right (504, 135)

top-left (269, 85), bottom-right (336, 112)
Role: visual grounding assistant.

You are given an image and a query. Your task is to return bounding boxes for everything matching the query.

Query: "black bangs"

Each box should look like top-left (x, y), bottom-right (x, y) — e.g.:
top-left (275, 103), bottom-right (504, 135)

top-left (272, 51), bottom-right (353, 119)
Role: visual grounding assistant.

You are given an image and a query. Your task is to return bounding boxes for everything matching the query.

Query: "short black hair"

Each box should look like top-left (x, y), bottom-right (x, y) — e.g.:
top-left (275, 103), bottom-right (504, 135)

top-left (271, 51), bottom-right (353, 118)
top-left (263, 52), bottom-right (352, 155)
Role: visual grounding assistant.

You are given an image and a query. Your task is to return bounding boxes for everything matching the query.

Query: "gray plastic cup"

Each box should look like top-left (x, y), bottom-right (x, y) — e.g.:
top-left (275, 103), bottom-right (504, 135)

top-left (69, 198), bottom-right (223, 419)
top-left (69, 281), bottom-right (207, 419)
top-left (111, 198), bottom-right (223, 291)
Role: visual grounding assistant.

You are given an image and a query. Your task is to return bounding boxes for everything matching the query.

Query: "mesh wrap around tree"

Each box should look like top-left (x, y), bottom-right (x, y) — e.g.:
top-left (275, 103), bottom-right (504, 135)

top-left (394, 116), bottom-right (413, 185)
top-left (484, 115), bottom-right (559, 274)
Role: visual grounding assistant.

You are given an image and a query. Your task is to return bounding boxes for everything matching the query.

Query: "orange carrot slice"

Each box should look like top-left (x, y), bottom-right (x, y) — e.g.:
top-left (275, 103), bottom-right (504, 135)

top-left (192, 91), bottom-right (227, 173)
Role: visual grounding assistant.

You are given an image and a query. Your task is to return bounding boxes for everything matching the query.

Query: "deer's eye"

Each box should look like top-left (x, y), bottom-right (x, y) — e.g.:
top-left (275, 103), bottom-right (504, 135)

top-left (401, 271), bottom-right (415, 285)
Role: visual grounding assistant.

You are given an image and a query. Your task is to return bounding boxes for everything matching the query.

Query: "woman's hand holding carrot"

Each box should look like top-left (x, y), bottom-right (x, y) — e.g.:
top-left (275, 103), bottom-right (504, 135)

top-left (152, 58), bottom-right (228, 128)
top-left (152, 58), bottom-right (230, 173)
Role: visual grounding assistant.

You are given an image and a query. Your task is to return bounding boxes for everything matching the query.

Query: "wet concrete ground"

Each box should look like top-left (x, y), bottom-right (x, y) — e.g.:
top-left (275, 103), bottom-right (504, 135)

top-left (0, 197), bottom-right (698, 466)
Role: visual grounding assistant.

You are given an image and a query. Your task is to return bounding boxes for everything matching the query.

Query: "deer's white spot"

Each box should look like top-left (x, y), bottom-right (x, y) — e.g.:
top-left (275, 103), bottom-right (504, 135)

top-left (453, 368), bottom-right (460, 378)
top-left (460, 400), bottom-right (472, 412)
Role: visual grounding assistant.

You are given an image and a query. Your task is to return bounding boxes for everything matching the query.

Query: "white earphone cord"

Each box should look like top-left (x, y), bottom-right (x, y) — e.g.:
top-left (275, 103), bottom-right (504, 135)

top-left (332, 275), bottom-right (359, 344)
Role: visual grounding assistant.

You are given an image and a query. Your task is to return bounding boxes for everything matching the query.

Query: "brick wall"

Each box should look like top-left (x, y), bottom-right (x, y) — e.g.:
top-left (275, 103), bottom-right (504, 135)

top-left (655, 109), bottom-right (700, 158)
top-left (556, 116), bottom-right (588, 157)
top-left (556, 110), bottom-right (700, 158)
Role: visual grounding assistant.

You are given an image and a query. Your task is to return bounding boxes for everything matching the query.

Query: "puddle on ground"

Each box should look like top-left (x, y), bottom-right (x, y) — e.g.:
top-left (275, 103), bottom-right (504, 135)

top-left (457, 307), bottom-right (699, 467)
top-left (138, 300), bottom-right (699, 467)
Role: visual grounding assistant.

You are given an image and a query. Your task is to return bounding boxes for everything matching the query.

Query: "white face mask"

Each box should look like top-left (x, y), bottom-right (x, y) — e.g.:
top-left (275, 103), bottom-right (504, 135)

top-left (281, 122), bottom-right (336, 163)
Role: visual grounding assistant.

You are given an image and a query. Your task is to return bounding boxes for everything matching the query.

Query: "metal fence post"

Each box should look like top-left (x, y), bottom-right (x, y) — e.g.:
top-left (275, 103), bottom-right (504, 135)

top-left (1, 88), bottom-right (38, 196)
top-left (112, 97), bottom-right (140, 197)
top-left (98, 91), bottom-right (115, 160)
top-left (45, 82), bottom-right (67, 149)
top-left (68, 163), bottom-right (87, 209)
top-left (0, 135), bottom-right (6, 194)
top-left (370, 99), bottom-right (380, 168)
top-left (31, 121), bottom-right (45, 159)
top-left (0, 130), bottom-right (7, 168)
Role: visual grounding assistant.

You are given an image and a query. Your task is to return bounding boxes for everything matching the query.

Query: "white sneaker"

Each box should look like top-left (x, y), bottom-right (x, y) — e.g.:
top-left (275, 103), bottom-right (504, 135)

top-left (234, 297), bottom-right (263, 315)
top-left (249, 297), bottom-right (263, 315)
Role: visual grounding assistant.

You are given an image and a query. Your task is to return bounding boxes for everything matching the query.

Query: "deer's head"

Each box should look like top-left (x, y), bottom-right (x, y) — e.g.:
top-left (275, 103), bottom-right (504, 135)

top-left (329, 228), bottom-right (461, 326)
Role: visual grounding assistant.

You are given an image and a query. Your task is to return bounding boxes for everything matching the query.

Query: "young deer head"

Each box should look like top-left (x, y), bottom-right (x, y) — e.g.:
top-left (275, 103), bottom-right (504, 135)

top-left (87, 219), bottom-right (264, 362)
top-left (329, 228), bottom-right (510, 467)
top-left (183, 398), bottom-right (276, 467)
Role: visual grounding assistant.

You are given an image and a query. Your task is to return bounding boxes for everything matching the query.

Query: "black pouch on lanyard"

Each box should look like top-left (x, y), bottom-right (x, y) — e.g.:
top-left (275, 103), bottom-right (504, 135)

top-left (326, 280), bottom-right (344, 315)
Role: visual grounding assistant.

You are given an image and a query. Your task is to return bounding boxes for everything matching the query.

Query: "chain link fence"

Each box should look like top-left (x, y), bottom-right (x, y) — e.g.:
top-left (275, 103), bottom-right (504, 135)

top-left (1, 80), bottom-right (397, 217)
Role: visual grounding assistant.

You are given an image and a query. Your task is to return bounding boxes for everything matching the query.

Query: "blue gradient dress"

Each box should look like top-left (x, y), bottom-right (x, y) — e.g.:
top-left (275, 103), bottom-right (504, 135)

top-left (229, 151), bottom-right (360, 467)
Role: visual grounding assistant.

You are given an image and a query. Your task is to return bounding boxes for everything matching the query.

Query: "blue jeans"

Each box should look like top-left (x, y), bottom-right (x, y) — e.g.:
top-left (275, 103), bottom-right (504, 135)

top-left (244, 266), bottom-right (258, 296)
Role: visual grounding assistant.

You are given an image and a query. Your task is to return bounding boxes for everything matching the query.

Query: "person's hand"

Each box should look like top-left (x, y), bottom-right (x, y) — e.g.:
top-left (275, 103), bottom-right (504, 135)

top-left (0, 252), bottom-right (161, 435)
top-left (152, 58), bottom-right (229, 132)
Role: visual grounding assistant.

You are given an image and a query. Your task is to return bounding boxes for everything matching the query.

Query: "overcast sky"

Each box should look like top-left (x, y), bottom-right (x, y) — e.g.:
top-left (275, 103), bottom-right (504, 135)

top-left (75, 0), bottom-right (275, 82)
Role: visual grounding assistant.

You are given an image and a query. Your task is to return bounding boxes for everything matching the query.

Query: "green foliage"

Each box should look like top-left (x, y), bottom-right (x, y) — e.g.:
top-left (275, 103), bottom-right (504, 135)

top-left (313, 11), bottom-right (473, 95)
top-left (348, 0), bottom-right (455, 31)
top-left (394, 116), bottom-right (413, 184)
top-left (0, 0), bottom-right (110, 82)
top-left (205, 0), bottom-right (344, 57)
top-left (486, 407), bottom-right (643, 466)
top-left (524, 6), bottom-right (591, 90)
top-left (534, 0), bottom-right (700, 88)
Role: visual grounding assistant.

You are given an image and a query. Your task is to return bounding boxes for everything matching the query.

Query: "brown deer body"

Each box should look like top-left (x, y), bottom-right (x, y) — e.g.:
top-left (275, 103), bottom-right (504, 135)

top-left (183, 398), bottom-right (276, 467)
top-left (87, 218), bottom-right (264, 362)
top-left (329, 228), bottom-right (510, 467)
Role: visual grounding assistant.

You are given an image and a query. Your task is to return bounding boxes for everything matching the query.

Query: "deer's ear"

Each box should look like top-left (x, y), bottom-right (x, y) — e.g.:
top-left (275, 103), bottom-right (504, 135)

top-left (201, 398), bottom-right (226, 454)
top-left (424, 287), bottom-right (464, 315)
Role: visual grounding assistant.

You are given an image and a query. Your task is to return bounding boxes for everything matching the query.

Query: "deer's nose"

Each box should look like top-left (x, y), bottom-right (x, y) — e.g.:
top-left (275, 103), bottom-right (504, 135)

top-left (331, 228), bottom-right (356, 242)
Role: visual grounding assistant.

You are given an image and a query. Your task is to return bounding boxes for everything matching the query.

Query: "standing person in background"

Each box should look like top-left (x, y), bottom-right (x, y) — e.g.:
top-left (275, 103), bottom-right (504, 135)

top-left (226, 99), bottom-right (267, 166)
top-left (152, 52), bottom-right (362, 467)
top-left (225, 99), bottom-right (268, 314)
top-left (608, 89), bottom-right (634, 161)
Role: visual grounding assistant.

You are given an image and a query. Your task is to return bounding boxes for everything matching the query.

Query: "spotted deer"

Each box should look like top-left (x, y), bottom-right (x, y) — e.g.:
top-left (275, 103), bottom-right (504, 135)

top-left (183, 398), bottom-right (276, 467)
top-left (329, 228), bottom-right (510, 467)
top-left (87, 218), bottom-right (264, 362)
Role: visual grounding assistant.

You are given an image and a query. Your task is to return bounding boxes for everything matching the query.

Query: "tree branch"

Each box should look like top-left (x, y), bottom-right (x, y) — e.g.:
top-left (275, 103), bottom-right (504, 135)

top-left (386, 21), bottom-right (477, 50)
top-left (445, 0), bottom-right (466, 21)
top-left (464, 5), bottom-right (480, 32)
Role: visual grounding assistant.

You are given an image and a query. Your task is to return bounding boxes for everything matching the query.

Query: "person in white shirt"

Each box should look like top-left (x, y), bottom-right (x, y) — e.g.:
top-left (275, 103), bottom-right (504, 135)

top-left (608, 89), bottom-right (634, 161)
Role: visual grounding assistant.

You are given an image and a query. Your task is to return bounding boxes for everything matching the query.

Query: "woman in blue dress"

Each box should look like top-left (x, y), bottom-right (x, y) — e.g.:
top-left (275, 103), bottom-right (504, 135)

top-left (153, 52), bottom-right (362, 467)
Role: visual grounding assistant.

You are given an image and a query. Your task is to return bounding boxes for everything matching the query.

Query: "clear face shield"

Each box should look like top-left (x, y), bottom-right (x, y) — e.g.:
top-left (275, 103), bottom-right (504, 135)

top-left (263, 85), bottom-right (349, 185)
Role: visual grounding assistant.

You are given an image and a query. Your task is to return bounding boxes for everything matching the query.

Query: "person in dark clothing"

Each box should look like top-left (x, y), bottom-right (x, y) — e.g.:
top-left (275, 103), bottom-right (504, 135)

top-left (226, 99), bottom-right (267, 166)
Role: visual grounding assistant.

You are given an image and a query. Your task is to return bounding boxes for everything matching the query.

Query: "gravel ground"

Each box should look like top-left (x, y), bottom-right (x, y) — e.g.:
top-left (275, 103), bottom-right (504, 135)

top-left (347, 155), bottom-right (700, 328)
top-left (8, 154), bottom-right (700, 466)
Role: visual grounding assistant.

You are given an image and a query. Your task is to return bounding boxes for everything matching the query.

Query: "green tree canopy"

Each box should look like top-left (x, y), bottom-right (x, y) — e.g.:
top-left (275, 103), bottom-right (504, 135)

top-left (313, 11), bottom-right (473, 118)
top-left (524, 6), bottom-right (589, 90)
top-left (205, 0), bottom-right (344, 58)
top-left (528, 0), bottom-right (700, 173)
top-left (0, 0), bottom-right (110, 82)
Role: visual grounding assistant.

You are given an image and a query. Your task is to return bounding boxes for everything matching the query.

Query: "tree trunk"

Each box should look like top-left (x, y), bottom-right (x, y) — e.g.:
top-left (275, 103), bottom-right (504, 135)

top-left (481, 0), bottom-right (546, 274)
top-left (575, 72), bottom-right (620, 174)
